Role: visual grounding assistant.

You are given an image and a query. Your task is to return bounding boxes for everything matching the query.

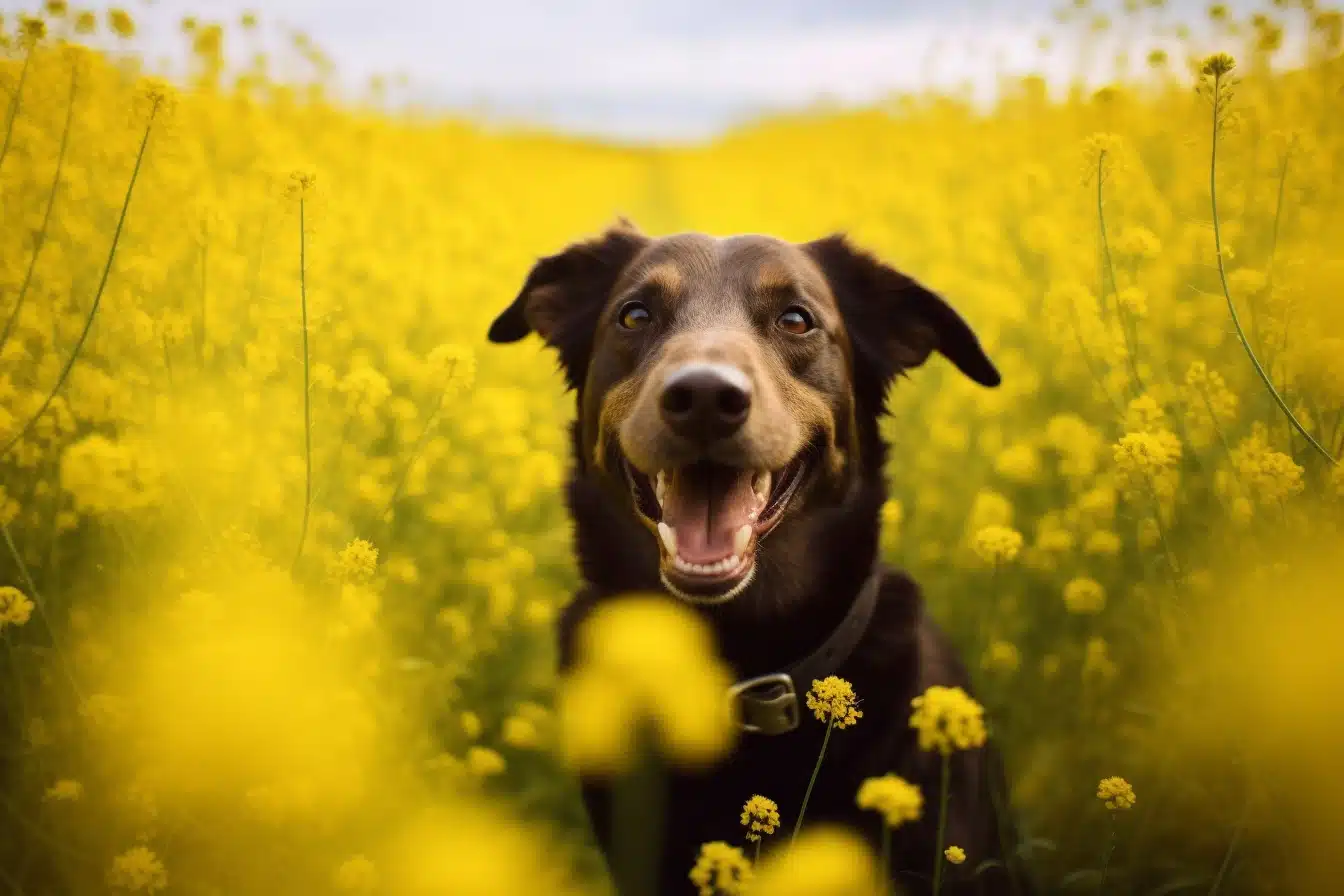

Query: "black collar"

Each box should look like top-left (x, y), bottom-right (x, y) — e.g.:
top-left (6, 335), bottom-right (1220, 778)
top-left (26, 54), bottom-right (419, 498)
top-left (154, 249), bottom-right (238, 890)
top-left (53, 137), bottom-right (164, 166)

top-left (727, 563), bottom-right (885, 736)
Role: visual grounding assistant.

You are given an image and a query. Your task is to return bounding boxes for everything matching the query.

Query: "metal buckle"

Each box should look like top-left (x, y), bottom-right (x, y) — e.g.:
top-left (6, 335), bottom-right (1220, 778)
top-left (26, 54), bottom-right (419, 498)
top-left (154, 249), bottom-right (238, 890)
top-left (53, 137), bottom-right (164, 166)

top-left (728, 672), bottom-right (800, 735)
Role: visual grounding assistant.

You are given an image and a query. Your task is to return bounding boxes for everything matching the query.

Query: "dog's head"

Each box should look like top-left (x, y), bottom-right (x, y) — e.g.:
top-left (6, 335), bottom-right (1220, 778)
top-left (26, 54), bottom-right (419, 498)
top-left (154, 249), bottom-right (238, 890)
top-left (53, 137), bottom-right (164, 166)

top-left (488, 219), bottom-right (999, 607)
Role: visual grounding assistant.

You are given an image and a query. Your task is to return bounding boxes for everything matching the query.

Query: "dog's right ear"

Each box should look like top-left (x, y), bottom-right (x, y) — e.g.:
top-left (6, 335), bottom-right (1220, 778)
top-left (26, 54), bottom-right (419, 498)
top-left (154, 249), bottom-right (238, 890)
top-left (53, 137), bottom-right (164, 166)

top-left (488, 218), bottom-right (648, 390)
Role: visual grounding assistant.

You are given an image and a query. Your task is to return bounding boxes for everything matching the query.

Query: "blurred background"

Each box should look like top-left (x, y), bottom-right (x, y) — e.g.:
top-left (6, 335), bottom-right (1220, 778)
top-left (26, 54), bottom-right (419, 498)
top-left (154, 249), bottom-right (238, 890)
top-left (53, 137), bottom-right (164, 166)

top-left (31, 0), bottom-right (1308, 140)
top-left (1, 1), bottom-right (1342, 895)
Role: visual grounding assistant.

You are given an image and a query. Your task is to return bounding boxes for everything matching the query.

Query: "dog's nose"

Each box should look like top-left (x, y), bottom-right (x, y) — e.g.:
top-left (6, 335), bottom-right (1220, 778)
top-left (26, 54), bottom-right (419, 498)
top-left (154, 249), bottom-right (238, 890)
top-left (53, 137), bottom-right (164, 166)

top-left (660, 363), bottom-right (752, 443)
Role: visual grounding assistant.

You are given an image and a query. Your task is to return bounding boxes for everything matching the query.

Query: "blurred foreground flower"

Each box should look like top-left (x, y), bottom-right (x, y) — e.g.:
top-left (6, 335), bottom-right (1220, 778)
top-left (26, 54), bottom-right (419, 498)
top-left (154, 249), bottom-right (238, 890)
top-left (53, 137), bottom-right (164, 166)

top-left (557, 595), bottom-right (735, 775)
top-left (751, 826), bottom-right (883, 896)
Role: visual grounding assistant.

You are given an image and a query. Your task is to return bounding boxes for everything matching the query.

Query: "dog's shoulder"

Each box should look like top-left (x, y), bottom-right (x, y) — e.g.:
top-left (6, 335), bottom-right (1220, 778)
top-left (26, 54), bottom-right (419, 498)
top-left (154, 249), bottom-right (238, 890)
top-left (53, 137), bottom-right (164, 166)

top-left (863, 565), bottom-right (977, 698)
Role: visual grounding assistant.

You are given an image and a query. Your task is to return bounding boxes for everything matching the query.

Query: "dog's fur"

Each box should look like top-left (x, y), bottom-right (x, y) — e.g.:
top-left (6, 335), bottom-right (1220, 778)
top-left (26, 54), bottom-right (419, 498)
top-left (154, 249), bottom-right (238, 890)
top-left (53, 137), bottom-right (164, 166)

top-left (488, 220), bottom-right (1033, 895)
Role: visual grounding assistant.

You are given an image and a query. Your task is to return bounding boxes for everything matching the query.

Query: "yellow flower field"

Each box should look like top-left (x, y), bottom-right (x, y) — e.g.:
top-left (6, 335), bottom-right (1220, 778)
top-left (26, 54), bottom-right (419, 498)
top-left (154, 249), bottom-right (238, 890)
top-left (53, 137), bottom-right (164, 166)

top-left (1, 2), bottom-right (1343, 894)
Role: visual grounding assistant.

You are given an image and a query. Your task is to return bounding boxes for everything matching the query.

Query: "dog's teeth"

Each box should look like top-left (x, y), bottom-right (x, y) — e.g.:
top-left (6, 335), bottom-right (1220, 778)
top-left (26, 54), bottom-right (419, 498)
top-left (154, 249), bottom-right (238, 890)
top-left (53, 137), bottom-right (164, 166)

top-left (752, 471), bottom-right (771, 504)
top-left (655, 471), bottom-right (666, 506)
top-left (657, 522), bottom-right (677, 556)
top-left (733, 524), bottom-right (752, 555)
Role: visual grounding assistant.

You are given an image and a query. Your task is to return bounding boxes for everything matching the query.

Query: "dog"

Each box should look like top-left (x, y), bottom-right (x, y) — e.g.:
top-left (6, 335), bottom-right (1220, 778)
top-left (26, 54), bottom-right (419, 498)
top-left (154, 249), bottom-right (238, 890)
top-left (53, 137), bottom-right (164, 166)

top-left (488, 219), bottom-right (1033, 895)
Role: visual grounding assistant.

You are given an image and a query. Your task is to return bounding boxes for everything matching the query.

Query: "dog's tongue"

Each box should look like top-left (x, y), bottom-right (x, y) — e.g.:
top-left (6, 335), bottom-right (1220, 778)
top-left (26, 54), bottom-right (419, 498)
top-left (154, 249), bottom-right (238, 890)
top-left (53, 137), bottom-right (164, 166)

top-left (662, 463), bottom-right (757, 564)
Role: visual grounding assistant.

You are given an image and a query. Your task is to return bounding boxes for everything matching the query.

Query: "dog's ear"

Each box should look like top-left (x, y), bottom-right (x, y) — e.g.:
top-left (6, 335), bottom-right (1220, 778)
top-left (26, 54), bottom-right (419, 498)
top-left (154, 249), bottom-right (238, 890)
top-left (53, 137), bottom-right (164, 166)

top-left (803, 234), bottom-right (1000, 390)
top-left (488, 218), bottom-right (648, 390)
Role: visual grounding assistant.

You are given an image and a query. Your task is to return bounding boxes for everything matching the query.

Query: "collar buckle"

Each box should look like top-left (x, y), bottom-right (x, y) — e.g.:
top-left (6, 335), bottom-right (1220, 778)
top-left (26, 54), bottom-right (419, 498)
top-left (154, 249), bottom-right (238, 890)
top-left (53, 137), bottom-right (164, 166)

top-left (728, 672), bottom-right (800, 736)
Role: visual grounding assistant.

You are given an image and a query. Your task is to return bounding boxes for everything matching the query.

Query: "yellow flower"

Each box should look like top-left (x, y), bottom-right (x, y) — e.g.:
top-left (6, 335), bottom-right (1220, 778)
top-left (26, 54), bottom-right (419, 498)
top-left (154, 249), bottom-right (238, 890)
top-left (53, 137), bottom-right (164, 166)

top-left (333, 855), bottom-right (379, 893)
top-left (558, 596), bottom-right (735, 774)
top-left (1114, 286), bottom-right (1149, 318)
top-left (461, 711), bottom-right (482, 740)
top-left (466, 746), bottom-right (506, 778)
top-left (335, 538), bottom-right (379, 581)
top-left (945, 845), bottom-right (967, 865)
top-left (107, 846), bottom-right (167, 893)
top-left (981, 640), bottom-right (1021, 674)
top-left (1082, 638), bottom-right (1119, 683)
top-left (1329, 464), bottom-right (1344, 499)
top-left (1084, 530), bottom-right (1123, 557)
top-left (1201, 52), bottom-right (1236, 77)
top-left (0, 586), bottom-right (35, 628)
top-left (806, 676), bottom-right (863, 729)
top-left (909, 686), bottom-right (987, 755)
top-left (971, 525), bottom-right (1024, 564)
top-left (44, 779), bottom-right (83, 801)
top-left (1063, 577), bottom-right (1107, 615)
top-left (19, 13), bottom-right (46, 42)
top-left (502, 714), bottom-right (541, 750)
top-left (107, 7), bottom-right (136, 37)
top-left (750, 826), bottom-right (883, 896)
top-left (741, 794), bottom-right (781, 841)
top-left (1113, 430), bottom-right (1182, 487)
top-left (1097, 776), bottom-right (1137, 810)
top-left (855, 775), bottom-right (923, 828)
top-left (689, 841), bottom-right (753, 896)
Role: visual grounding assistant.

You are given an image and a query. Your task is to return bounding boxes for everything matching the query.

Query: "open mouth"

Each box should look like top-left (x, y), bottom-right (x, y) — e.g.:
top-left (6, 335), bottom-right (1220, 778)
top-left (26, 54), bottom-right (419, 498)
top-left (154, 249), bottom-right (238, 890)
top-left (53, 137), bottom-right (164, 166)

top-left (622, 438), bottom-right (819, 604)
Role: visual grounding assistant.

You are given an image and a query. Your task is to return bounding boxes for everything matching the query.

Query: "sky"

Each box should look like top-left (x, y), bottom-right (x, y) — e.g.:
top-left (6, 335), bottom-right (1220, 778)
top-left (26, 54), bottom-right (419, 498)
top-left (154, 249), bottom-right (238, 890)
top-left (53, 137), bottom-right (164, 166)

top-left (5, 0), bottom-right (1287, 141)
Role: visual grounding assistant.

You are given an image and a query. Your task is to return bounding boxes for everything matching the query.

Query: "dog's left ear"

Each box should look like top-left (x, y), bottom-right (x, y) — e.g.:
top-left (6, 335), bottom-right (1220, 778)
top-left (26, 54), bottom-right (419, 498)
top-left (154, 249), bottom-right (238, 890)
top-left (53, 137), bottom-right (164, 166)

top-left (488, 218), bottom-right (648, 390)
top-left (803, 234), bottom-right (1000, 389)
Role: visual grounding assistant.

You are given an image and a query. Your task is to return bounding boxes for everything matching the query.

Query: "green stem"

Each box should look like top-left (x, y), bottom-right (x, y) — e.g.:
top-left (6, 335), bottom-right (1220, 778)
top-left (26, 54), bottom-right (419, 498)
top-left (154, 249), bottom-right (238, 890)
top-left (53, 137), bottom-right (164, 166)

top-left (792, 720), bottom-right (834, 844)
top-left (381, 367), bottom-right (455, 522)
top-left (612, 735), bottom-right (663, 896)
top-left (291, 196), bottom-right (313, 574)
top-left (0, 41), bottom-right (33, 176)
top-left (0, 98), bottom-right (159, 460)
top-left (1255, 150), bottom-right (1292, 409)
top-left (1098, 815), bottom-right (1117, 892)
top-left (933, 753), bottom-right (951, 896)
top-left (1097, 154), bottom-right (1145, 394)
top-left (753, 839), bottom-right (761, 866)
top-left (1, 523), bottom-right (81, 698)
top-left (0, 59), bottom-right (77, 357)
top-left (1207, 796), bottom-right (1250, 896)
top-left (1096, 153), bottom-right (1115, 321)
top-left (1208, 73), bottom-right (1336, 466)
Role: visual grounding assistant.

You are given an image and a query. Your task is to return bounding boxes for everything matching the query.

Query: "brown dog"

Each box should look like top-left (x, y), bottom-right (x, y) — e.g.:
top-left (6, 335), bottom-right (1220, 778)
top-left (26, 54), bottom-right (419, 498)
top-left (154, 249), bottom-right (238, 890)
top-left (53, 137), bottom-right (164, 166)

top-left (488, 220), bottom-right (1033, 895)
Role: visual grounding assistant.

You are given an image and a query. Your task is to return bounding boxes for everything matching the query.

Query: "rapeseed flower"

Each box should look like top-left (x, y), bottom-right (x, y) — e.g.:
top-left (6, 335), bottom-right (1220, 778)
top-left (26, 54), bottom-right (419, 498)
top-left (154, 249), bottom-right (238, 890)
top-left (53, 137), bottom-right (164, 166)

top-left (910, 686), bottom-right (987, 755)
top-left (944, 846), bottom-right (966, 864)
top-left (558, 595), bottom-right (735, 774)
top-left (806, 676), bottom-right (863, 728)
top-left (689, 841), bottom-right (753, 896)
top-left (107, 847), bottom-right (167, 893)
top-left (1063, 577), bottom-right (1107, 615)
top-left (741, 794), bottom-right (781, 842)
top-left (856, 775), bottom-right (923, 827)
top-left (0, 586), bottom-right (34, 628)
top-left (1097, 776), bottom-right (1137, 810)
top-left (971, 525), bottom-right (1024, 565)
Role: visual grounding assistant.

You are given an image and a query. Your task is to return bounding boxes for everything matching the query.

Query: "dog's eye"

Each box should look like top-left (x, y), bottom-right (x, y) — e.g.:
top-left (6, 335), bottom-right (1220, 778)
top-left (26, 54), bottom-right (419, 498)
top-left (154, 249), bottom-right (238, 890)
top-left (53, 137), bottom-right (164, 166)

top-left (618, 301), bottom-right (651, 330)
top-left (777, 307), bottom-right (814, 335)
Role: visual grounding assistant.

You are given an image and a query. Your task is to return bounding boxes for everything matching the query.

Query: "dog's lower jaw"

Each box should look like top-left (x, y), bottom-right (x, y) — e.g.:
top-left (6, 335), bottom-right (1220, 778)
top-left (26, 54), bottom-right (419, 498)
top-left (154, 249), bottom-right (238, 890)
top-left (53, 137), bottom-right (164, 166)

top-left (659, 562), bottom-right (757, 605)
